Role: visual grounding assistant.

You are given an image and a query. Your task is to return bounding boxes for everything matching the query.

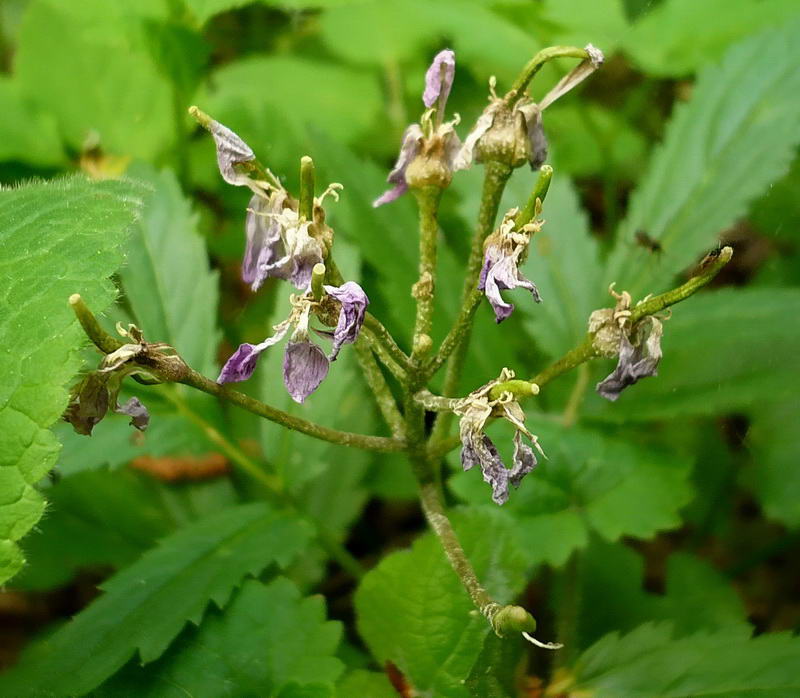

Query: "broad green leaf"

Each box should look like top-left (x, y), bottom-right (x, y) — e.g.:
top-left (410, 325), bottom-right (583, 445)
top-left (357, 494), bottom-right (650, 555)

top-left (561, 622), bottom-right (800, 697)
top-left (607, 22), bottom-right (800, 298)
top-left (583, 288), bottom-right (800, 420)
top-left (121, 164), bottom-right (220, 374)
top-left (449, 422), bottom-right (693, 567)
top-left (15, 0), bottom-right (174, 160)
top-left (205, 56), bottom-right (382, 147)
top-left (464, 632), bottom-right (524, 698)
top-left (355, 507), bottom-right (528, 698)
top-left (336, 670), bottom-right (396, 698)
top-left (183, 0), bottom-right (256, 25)
top-left (0, 77), bottom-right (65, 166)
top-left (517, 171), bottom-right (602, 359)
top-left (575, 541), bottom-right (749, 651)
top-left (742, 399), bottom-right (800, 528)
top-left (0, 176), bottom-right (145, 584)
top-left (97, 578), bottom-right (343, 697)
top-left (623, 0), bottom-right (800, 77)
top-left (0, 503), bottom-right (312, 696)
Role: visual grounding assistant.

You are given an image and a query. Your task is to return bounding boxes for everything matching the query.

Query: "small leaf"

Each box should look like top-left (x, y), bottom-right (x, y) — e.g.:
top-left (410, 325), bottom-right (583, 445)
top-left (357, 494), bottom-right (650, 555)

top-left (97, 577), bottom-right (343, 697)
top-left (355, 507), bottom-right (528, 698)
top-left (0, 503), bottom-right (312, 696)
top-left (607, 21), bottom-right (800, 298)
top-left (450, 423), bottom-right (693, 566)
top-left (0, 176), bottom-right (146, 584)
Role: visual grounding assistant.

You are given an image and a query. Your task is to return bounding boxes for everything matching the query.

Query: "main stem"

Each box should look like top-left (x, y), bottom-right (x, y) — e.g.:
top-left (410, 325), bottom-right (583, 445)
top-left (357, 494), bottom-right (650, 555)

top-left (411, 187), bottom-right (443, 360)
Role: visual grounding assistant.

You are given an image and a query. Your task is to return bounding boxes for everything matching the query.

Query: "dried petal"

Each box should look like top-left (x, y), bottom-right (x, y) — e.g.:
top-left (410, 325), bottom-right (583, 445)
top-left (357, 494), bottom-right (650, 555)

top-left (538, 45), bottom-right (605, 111)
top-left (115, 397), bottom-right (150, 432)
top-left (63, 372), bottom-right (111, 436)
top-left (206, 117), bottom-right (256, 186)
top-left (243, 192), bottom-right (286, 290)
top-left (517, 102), bottom-right (548, 170)
top-left (461, 431), bottom-right (510, 505)
top-left (454, 101), bottom-right (500, 171)
top-left (374, 125), bottom-right (423, 207)
top-left (217, 321), bottom-right (291, 384)
top-left (423, 49), bottom-right (456, 109)
top-left (323, 281), bottom-right (370, 360)
top-left (283, 340), bottom-right (330, 403)
top-left (479, 246), bottom-right (541, 323)
top-left (596, 317), bottom-right (663, 401)
top-left (509, 431), bottom-right (537, 488)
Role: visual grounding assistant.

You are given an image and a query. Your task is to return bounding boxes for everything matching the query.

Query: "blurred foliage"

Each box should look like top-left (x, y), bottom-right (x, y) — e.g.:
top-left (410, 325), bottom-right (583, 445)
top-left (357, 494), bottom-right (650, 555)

top-left (1, 0), bottom-right (799, 695)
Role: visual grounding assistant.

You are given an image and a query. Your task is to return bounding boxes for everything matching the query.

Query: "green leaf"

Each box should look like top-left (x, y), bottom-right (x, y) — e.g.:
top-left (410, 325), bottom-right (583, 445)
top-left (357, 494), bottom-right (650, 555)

top-left (0, 503), bottom-right (312, 696)
top-left (742, 399), bottom-right (800, 528)
top-left (97, 577), bottom-right (343, 697)
top-left (575, 541), bottom-right (749, 651)
top-left (449, 422), bottom-right (693, 567)
top-left (584, 288), bottom-right (800, 420)
top-left (355, 507), bottom-right (528, 698)
top-left (0, 77), bottom-right (65, 166)
top-left (541, 0), bottom-right (629, 53)
top-left (121, 163), bottom-right (220, 374)
top-left (15, 0), bottom-right (174, 160)
top-left (0, 176), bottom-right (145, 584)
top-left (607, 22), bottom-right (800, 298)
top-left (562, 622), bottom-right (800, 697)
top-left (336, 670), bottom-right (396, 698)
top-left (623, 0), bottom-right (800, 77)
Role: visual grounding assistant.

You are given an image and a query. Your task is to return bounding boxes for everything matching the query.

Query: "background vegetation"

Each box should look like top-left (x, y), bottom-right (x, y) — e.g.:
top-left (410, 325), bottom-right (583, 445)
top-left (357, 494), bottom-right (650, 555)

top-left (0, 0), bottom-right (799, 695)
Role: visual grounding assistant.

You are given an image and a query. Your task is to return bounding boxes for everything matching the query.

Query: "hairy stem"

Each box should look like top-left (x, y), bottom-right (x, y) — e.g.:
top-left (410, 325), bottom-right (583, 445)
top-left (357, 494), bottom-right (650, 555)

top-left (362, 313), bottom-right (413, 378)
top-left (411, 187), bottom-right (443, 361)
top-left (354, 338), bottom-right (406, 439)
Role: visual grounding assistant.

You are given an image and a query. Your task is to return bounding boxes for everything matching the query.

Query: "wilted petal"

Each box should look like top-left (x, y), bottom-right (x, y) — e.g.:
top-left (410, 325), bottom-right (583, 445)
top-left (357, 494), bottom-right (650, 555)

top-left (509, 431), bottom-right (537, 488)
top-left (374, 125), bottom-right (423, 207)
top-left (64, 372), bottom-right (111, 436)
top-left (283, 341), bottom-right (330, 403)
top-left (115, 397), bottom-right (150, 432)
top-left (323, 281), bottom-right (370, 360)
top-left (596, 317), bottom-right (663, 401)
top-left (517, 102), bottom-right (548, 170)
top-left (461, 432), bottom-right (510, 505)
top-left (480, 248), bottom-right (541, 323)
top-left (206, 117), bottom-right (256, 186)
top-left (454, 102), bottom-right (499, 171)
top-left (218, 321), bottom-right (291, 384)
top-left (243, 193), bottom-right (286, 289)
top-left (423, 49), bottom-right (456, 109)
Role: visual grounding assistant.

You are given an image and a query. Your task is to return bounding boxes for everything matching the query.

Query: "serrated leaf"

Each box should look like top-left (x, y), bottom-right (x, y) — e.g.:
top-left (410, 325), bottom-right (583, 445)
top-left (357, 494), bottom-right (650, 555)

top-left (584, 288), bottom-right (800, 420)
top-left (742, 399), bottom-right (800, 528)
top-left (97, 577), bottom-right (343, 697)
top-left (121, 163), bottom-right (220, 374)
top-left (623, 0), bottom-right (800, 77)
top-left (0, 503), bottom-right (312, 696)
top-left (449, 422), bottom-right (693, 566)
top-left (607, 22), bottom-right (800, 298)
top-left (562, 622), bottom-right (800, 697)
top-left (355, 507), bottom-right (528, 698)
top-left (15, 0), bottom-right (174, 160)
top-left (575, 541), bottom-right (749, 652)
top-left (0, 176), bottom-right (146, 584)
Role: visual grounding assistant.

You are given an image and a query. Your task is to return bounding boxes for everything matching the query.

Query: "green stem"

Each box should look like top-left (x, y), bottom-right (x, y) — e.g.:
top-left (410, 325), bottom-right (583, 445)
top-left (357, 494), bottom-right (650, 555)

top-left (506, 46), bottom-right (591, 103)
top-left (411, 187), bottom-right (443, 361)
top-left (299, 155), bottom-right (315, 221)
top-left (354, 338), bottom-right (406, 439)
top-left (69, 294), bottom-right (124, 354)
top-left (561, 363), bottom-right (590, 427)
top-left (362, 313), bottom-right (413, 378)
top-left (163, 388), bottom-right (364, 579)
top-left (428, 162), bottom-right (512, 443)
top-left (310, 262), bottom-right (326, 302)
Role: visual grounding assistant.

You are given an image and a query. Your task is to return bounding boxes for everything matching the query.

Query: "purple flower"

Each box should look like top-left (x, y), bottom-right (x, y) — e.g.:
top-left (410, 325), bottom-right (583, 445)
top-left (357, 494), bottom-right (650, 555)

top-left (323, 281), bottom-right (369, 360)
top-left (217, 281), bottom-right (368, 403)
top-left (243, 196), bottom-right (324, 291)
top-left (478, 212), bottom-right (542, 323)
top-left (374, 49), bottom-right (460, 207)
top-left (283, 341), bottom-right (330, 403)
top-left (455, 369), bottom-right (543, 505)
top-left (455, 44), bottom-right (603, 172)
top-left (596, 316), bottom-right (663, 401)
